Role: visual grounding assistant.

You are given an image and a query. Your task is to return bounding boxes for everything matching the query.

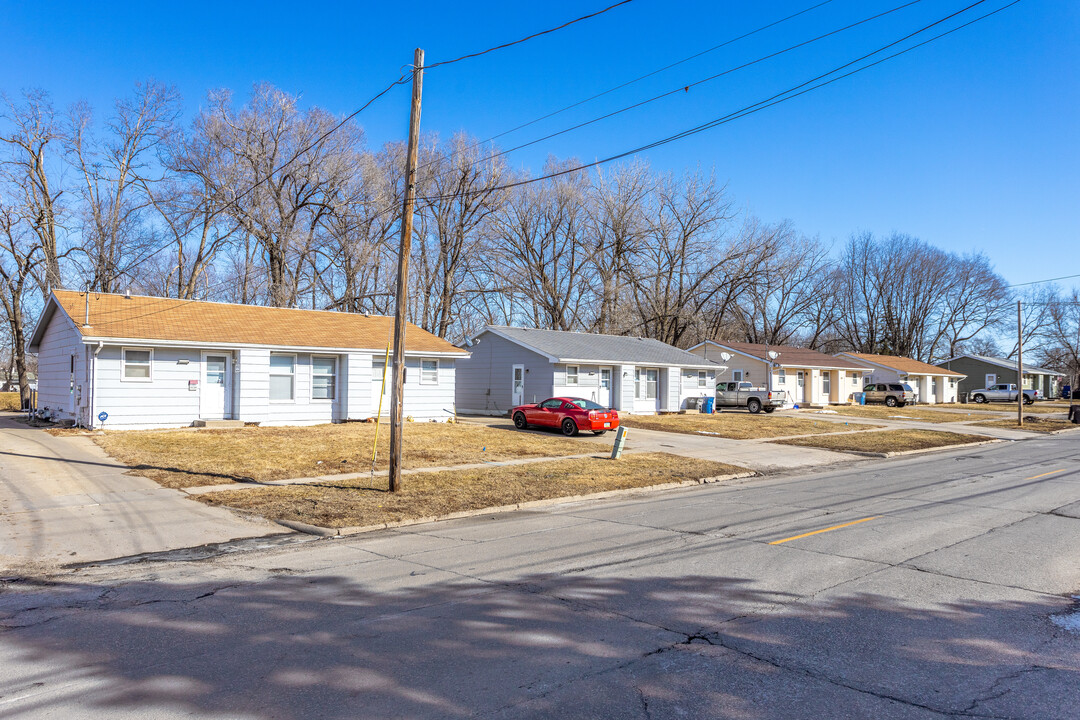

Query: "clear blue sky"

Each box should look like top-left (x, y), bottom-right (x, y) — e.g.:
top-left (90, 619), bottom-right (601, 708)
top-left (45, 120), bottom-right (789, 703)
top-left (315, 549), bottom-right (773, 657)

top-left (3, 0), bottom-right (1077, 290)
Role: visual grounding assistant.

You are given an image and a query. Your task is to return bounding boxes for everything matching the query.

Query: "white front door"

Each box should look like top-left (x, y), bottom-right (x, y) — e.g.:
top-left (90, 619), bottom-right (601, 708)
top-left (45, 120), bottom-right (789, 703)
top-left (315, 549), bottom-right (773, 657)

top-left (822, 371), bottom-right (831, 401)
top-left (797, 371), bottom-right (806, 402)
top-left (511, 364), bottom-right (525, 406)
top-left (372, 358), bottom-right (391, 416)
top-left (598, 367), bottom-right (612, 407)
top-left (201, 354), bottom-right (230, 420)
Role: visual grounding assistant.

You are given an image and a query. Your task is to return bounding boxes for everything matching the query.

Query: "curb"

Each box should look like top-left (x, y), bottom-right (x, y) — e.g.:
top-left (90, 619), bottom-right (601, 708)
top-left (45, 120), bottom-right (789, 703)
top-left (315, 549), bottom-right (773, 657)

top-left (269, 471), bottom-right (757, 538)
top-left (833, 438), bottom-right (1004, 458)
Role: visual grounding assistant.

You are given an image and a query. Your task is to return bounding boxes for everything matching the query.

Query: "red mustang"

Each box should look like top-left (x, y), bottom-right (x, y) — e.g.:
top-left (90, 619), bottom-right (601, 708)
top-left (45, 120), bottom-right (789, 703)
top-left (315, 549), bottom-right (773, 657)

top-left (511, 397), bottom-right (619, 436)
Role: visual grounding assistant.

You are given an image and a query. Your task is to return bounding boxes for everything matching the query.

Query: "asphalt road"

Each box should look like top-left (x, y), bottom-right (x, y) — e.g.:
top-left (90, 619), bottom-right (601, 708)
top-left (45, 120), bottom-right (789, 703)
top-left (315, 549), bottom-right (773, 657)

top-left (1, 434), bottom-right (1078, 719)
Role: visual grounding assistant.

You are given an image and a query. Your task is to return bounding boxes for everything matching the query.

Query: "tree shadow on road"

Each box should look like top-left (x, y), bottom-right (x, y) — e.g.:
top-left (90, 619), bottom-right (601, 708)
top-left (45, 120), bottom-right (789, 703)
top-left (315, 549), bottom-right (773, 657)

top-left (1, 567), bottom-right (1077, 719)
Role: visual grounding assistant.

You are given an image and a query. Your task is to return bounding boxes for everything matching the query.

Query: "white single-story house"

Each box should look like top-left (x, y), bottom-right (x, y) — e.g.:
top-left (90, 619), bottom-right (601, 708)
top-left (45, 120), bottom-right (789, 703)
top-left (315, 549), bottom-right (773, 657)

top-left (835, 352), bottom-right (965, 404)
top-left (689, 341), bottom-right (870, 406)
top-left (28, 290), bottom-right (468, 429)
top-left (456, 326), bottom-right (721, 415)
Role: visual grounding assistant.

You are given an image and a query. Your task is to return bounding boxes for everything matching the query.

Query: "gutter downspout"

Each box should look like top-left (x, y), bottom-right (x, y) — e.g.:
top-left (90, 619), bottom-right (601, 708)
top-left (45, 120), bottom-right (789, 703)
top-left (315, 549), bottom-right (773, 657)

top-left (90, 341), bottom-right (102, 429)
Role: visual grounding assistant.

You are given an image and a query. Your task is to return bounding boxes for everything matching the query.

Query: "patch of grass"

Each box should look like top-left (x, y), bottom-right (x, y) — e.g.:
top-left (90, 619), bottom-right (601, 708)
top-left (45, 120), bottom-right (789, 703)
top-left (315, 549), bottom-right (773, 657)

top-left (620, 413), bottom-right (883, 439)
top-left (198, 452), bottom-right (749, 528)
top-left (944, 402), bottom-right (1065, 414)
top-left (817, 405), bottom-right (987, 423)
top-left (94, 422), bottom-right (591, 489)
top-left (971, 417), bottom-right (1077, 433)
top-left (771, 429), bottom-right (989, 454)
top-left (0, 392), bottom-right (22, 411)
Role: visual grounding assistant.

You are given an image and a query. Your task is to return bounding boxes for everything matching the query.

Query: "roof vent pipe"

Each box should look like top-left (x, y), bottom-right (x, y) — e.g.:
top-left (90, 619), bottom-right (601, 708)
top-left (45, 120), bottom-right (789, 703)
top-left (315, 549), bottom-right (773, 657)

top-left (124, 287), bottom-right (131, 299)
top-left (84, 285), bottom-right (90, 327)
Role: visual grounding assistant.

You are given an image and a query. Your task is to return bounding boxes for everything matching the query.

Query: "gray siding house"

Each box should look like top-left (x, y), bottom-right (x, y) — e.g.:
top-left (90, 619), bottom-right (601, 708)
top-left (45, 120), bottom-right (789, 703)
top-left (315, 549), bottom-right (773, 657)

top-left (456, 326), bottom-right (720, 415)
top-left (935, 354), bottom-right (1063, 400)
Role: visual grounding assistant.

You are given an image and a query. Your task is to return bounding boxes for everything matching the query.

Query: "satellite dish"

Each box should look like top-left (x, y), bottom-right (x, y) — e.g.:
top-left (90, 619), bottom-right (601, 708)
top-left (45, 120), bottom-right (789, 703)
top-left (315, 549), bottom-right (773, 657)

top-left (767, 350), bottom-right (779, 360)
top-left (719, 352), bottom-right (732, 362)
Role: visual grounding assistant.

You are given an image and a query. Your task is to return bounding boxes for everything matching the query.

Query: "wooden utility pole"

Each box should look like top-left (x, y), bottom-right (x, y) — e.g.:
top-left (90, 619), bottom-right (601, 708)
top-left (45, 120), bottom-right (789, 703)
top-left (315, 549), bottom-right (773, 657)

top-left (388, 48), bottom-right (424, 493)
top-left (1017, 299), bottom-right (1024, 427)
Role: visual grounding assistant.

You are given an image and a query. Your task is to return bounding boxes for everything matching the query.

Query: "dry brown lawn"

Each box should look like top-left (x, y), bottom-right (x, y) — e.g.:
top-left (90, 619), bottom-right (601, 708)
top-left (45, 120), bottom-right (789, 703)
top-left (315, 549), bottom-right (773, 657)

top-left (0, 392), bottom-right (22, 411)
top-left (944, 402), bottom-right (1066, 414)
top-left (972, 417), bottom-right (1077, 433)
top-left (94, 421), bottom-right (590, 489)
top-left (198, 452), bottom-right (748, 528)
top-left (771, 429), bottom-right (990, 454)
top-left (620, 413), bottom-right (882, 439)
top-left (818, 405), bottom-right (978, 423)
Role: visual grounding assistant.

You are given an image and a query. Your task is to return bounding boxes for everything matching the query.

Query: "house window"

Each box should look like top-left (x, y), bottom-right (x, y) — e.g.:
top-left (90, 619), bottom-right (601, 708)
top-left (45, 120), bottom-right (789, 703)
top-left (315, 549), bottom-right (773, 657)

top-left (645, 368), bottom-right (658, 399)
top-left (312, 356), bottom-right (337, 400)
top-left (121, 348), bottom-right (152, 382)
top-left (565, 365), bottom-right (579, 385)
top-left (421, 359), bottom-right (439, 385)
top-left (778, 368), bottom-right (786, 385)
top-left (270, 354), bottom-right (295, 401)
top-left (635, 368), bottom-right (641, 398)
top-left (733, 370), bottom-right (743, 382)
top-left (852, 374), bottom-right (859, 386)
top-left (697, 371), bottom-right (707, 388)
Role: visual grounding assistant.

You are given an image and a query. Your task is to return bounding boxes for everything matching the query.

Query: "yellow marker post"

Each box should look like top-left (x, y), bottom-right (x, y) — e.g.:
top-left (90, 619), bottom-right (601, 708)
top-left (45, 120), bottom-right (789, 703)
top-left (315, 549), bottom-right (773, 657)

top-left (371, 343), bottom-right (391, 472)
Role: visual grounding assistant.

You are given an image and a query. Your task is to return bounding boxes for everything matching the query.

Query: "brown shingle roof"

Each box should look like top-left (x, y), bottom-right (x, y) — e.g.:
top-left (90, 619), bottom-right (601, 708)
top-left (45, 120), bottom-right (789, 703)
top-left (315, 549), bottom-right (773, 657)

top-left (47, 290), bottom-right (466, 355)
top-left (841, 353), bottom-right (965, 377)
top-left (704, 341), bottom-right (868, 370)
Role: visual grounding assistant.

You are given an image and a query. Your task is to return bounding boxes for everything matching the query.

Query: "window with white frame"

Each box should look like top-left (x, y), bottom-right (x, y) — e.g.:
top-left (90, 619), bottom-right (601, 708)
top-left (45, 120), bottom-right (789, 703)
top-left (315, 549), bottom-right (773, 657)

top-left (778, 368), bottom-right (786, 385)
top-left (421, 359), bottom-right (439, 385)
top-left (312, 356), bottom-right (337, 400)
top-left (270, 354), bottom-right (295, 401)
top-left (565, 365), bottom-right (579, 385)
top-left (732, 370), bottom-right (743, 382)
top-left (634, 368), bottom-right (641, 398)
top-left (644, 368), bottom-right (659, 399)
top-left (697, 370), bottom-right (707, 388)
top-left (852, 373), bottom-right (859, 386)
top-left (121, 348), bottom-right (152, 381)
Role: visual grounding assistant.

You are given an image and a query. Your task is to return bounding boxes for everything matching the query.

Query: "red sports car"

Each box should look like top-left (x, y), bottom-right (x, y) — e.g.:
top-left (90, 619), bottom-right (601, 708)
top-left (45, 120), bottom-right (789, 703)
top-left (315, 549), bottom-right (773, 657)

top-left (511, 397), bottom-right (619, 436)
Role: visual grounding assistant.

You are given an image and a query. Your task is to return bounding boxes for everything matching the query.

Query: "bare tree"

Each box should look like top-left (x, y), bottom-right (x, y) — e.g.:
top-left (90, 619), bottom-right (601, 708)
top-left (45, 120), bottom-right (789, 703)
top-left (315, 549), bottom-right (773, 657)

top-left (412, 133), bottom-right (509, 339)
top-left (187, 84), bottom-right (363, 307)
top-left (0, 89), bottom-right (65, 292)
top-left (66, 80), bottom-right (182, 293)
top-left (0, 205), bottom-right (42, 406)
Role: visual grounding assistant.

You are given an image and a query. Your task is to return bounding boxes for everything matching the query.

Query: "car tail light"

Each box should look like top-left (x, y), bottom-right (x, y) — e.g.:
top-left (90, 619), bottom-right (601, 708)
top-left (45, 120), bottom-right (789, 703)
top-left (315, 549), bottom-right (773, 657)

top-left (588, 411), bottom-right (596, 420)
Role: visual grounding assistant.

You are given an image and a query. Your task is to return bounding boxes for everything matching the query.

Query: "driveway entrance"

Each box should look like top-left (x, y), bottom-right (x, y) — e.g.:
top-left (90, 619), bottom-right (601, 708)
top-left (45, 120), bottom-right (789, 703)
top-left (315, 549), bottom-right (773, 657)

top-left (0, 415), bottom-right (279, 572)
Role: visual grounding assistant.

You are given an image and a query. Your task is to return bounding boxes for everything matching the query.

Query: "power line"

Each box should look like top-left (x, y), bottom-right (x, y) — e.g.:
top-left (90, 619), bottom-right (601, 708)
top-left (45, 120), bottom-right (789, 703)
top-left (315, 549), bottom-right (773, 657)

top-left (420, 0), bottom-right (635, 70)
top-left (427, 0), bottom-right (839, 164)
top-left (412, 0), bottom-right (1016, 203)
top-left (448, 0), bottom-right (926, 175)
top-left (1008, 273), bottom-right (1080, 288)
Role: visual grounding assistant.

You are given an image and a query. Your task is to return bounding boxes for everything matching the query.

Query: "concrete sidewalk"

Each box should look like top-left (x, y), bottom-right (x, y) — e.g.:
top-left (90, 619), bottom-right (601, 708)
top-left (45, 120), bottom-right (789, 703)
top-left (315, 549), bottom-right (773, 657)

top-left (0, 415), bottom-right (282, 573)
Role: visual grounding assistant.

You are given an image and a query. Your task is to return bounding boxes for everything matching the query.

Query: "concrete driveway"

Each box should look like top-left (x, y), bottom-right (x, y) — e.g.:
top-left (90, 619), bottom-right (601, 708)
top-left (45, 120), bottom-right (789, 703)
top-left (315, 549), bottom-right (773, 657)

top-left (0, 415), bottom-right (282, 573)
top-left (461, 415), bottom-right (869, 473)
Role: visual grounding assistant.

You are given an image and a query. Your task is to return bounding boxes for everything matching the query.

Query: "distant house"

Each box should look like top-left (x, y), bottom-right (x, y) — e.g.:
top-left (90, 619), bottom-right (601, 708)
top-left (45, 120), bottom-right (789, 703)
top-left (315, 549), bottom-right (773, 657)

top-left (835, 353), bottom-right (965, 404)
top-left (27, 290), bottom-right (468, 429)
top-left (688, 341), bottom-right (870, 406)
top-left (455, 326), bottom-right (720, 415)
top-left (934, 354), bottom-right (1063, 400)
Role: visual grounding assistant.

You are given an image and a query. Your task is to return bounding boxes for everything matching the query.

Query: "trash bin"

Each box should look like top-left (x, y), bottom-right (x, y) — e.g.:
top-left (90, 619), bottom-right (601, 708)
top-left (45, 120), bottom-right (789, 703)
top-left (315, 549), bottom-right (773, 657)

top-left (686, 397), bottom-right (700, 411)
top-left (702, 397), bottom-right (715, 414)
top-left (1070, 406), bottom-right (1080, 425)
top-left (855, 392), bottom-right (866, 406)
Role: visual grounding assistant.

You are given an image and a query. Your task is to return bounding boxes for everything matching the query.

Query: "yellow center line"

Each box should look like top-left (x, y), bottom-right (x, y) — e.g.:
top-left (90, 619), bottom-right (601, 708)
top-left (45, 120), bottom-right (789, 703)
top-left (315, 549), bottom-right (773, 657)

top-left (1025, 469), bottom-right (1066, 481)
top-left (769, 516), bottom-right (881, 546)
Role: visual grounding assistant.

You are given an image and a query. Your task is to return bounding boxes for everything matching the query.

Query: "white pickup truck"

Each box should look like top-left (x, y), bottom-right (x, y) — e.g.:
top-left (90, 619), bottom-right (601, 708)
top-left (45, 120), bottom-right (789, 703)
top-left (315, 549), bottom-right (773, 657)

top-left (969, 383), bottom-right (1038, 404)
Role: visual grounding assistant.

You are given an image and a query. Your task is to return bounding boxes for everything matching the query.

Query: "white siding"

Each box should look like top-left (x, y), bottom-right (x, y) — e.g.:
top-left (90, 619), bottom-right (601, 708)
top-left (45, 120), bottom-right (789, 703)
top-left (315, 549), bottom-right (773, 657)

top-left (35, 311), bottom-right (83, 422)
top-left (93, 346), bottom-right (204, 427)
top-left (344, 352), bottom-right (372, 420)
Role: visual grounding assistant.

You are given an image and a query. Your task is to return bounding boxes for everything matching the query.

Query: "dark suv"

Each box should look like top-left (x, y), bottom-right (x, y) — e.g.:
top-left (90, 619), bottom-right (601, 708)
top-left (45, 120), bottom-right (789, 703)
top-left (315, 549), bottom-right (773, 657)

top-left (863, 383), bottom-right (913, 407)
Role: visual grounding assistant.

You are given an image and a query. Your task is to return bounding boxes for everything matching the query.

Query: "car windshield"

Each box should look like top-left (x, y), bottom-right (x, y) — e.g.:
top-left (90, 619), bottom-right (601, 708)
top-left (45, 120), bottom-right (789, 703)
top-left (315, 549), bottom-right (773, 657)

top-left (568, 398), bottom-right (606, 410)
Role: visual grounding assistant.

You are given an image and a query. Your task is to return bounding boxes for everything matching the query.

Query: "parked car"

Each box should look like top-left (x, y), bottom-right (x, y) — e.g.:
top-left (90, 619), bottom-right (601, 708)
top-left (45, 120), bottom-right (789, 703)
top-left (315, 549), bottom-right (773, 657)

top-left (511, 397), bottom-right (619, 436)
top-left (715, 381), bottom-right (783, 414)
top-left (862, 383), bottom-right (914, 407)
top-left (969, 383), bottom-right (1037, 404)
